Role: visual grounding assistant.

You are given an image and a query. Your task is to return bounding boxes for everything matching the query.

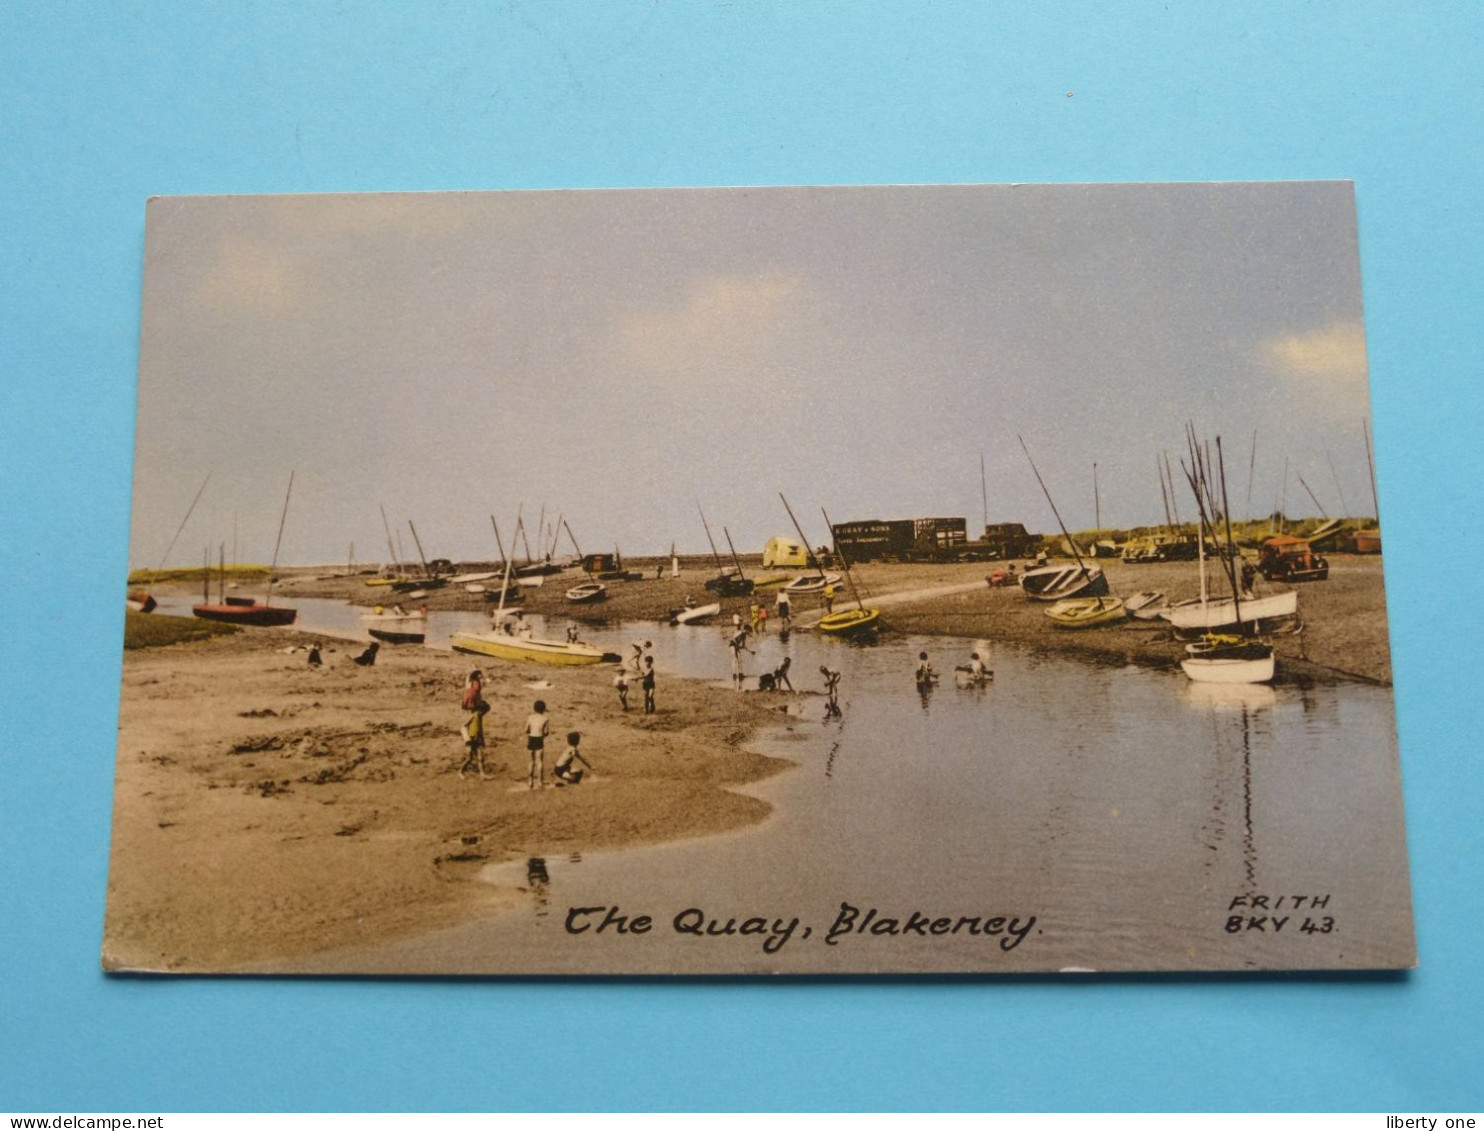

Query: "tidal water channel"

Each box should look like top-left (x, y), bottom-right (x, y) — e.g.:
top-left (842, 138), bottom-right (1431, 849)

top-left (155, 595), bottom-right (1414, 973)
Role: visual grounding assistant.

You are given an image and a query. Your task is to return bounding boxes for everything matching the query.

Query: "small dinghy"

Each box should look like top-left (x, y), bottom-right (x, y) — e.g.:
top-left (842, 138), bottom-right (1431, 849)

top-left (671, 601), bottom-right (721, 626)
top-left (1124, 590), bottom-right (1168, 620)
top-left (817, 607), bottom-right (881, 636)
top-left (783, 572), bottom-right (841, 594)
top-left (1045, 596), bottom-right (1127, 629)
top-left (565, 582), bottom-right (608, 604)
top-left (1180, 634), bottom-right (1275, 684)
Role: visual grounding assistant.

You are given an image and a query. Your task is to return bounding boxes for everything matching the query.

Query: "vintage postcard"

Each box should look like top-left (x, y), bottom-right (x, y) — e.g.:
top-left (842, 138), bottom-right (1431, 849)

top-left (106, 183), bottom-right (1413, 975)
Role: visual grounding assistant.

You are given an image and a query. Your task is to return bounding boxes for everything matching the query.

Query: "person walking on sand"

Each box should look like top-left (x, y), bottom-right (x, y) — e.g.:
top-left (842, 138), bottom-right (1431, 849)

top-left (728, 629), bottom-right (753, 687)
top-left (554, 731), bottom-right (593, 785)
top-left (642, 655), bottom-right (657, 714)
top-left (776, 588), bottom-right (791, 631)
top-left (614, 669), bottom-right (630, 712)
top-left (820, 665), bottom-right (842, 718)
top-left (525, 700), bottom-right (551, 790)
top-left (459, 699), bottom-right (492, 780)
top-left (307, 642), bottom-right (322, 668)
top-left (823, 582), bottom-right (836, 615)
top-left (462, 669), bottom-right (484, 712)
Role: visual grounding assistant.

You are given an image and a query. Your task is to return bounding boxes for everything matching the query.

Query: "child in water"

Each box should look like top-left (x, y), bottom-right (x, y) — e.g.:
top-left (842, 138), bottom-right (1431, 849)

top-left (553, 732), bottom-right (594, 785)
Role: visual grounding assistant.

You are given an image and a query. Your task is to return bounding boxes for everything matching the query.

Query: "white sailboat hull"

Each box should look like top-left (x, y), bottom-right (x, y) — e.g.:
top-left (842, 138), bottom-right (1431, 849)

top-left (1180, 654), bottom-right (1276, 683)
top-left (1163, 590), bottom-right (1297, 630)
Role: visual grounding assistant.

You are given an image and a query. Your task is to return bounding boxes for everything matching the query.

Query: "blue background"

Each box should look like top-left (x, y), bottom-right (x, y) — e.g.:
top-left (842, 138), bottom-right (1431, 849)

top-left (2, 1), bottom-right (1479, 1112)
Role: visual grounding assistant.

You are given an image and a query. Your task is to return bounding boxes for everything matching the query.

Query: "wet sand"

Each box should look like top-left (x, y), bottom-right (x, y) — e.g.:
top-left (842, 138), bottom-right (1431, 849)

top-left (104, 628), bottom-right (790, 972)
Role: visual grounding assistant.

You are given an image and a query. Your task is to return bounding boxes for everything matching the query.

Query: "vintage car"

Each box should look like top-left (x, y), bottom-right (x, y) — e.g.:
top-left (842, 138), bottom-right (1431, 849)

top-left (1257, 536), bottom-right (1330, 582)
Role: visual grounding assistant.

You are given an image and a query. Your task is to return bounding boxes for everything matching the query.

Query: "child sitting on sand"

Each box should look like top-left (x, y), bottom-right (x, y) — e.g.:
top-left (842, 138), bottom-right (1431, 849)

top-left (553, 732), bottom-right (593, 785)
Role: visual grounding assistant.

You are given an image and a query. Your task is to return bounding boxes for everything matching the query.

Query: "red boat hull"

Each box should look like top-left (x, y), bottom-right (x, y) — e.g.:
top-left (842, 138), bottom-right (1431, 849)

top-left (192, 603), bottom-right (297, 627)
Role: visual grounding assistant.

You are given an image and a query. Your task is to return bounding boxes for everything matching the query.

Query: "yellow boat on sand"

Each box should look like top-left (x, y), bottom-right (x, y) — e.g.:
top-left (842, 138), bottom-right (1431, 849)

top-left (817, 608), bottom-right (882, 636)
top-left (449, 631), bottom-right (616, 666)
top-left (1044, 596), bottom-right (1127, 629)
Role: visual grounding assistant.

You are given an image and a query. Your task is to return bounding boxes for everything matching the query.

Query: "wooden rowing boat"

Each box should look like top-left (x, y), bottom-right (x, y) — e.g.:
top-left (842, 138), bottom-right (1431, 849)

top-left (1044, 596), bottom-right (1127, 629)
top-left (565, 582), bottom-right (608, 604)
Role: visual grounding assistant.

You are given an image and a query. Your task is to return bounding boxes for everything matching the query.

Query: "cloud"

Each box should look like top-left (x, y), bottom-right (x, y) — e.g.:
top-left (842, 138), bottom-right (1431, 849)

top-left (197, 233), bottom-right (299, 318)
top-left (1260, 321), bottom-right (1369, 389)
top-left (618, 272), bottom-right (806, 385)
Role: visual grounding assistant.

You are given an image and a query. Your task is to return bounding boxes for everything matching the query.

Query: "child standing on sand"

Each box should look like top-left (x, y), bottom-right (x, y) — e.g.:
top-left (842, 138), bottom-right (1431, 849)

top-left (459, 699), bottom-right (491, 780)
top-left (642, 655), bottom-right (656, 714)
top-left (525, 700), bottom-right (551, 790)
top-left (554, 732), bottom-right (593, 785)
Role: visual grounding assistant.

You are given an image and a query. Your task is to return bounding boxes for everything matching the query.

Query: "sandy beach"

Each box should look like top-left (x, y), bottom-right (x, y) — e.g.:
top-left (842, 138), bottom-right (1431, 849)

top-left (104, 625), bottom-right (792, 972)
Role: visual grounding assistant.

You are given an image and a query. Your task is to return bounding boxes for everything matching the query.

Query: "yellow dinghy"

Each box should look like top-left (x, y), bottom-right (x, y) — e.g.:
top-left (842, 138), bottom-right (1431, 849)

top-left (749, 573), bottom-right (791, 589)
top-left (449, 630), bottom-right (614, 666)
top-left (817, 607), bottom-right (882, 636)
top-left (1044, 596), bottom-right (1127, 629)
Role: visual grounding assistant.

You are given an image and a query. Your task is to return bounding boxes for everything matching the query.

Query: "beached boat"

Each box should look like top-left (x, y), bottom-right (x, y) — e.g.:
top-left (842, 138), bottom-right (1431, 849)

top-left (817, 608), bottom-right (882, 636)
top-left (565, 582), bottom-right (608, 604)
top-left (390, 576), bottom-right (445, 593)
top-left (1044, 596), bottom-right (1127, 629)
top-left (359, 609), bottom-right (428, 644)
top-left (1019, 562), bottom-right (1109, 602)
top-left (193, 475), bottom-right (298, 628)
top-left (782, 571), bottom-right (841, 594)
top-left (126, 589), bottom-right (157, 614)
top-left (1162, 589), bottom-right (1297, 633)
top-left (192, 599), bottom-right (298, 627)
top-left (449, 630), bottom-right (614, 666)
top-left (1179, 635), bottom-right (1275, 684)
top-left (749, 574), bottom-right (791, 589)
top-left (671, 601), bottom-right (721, 625)
top-left (1124, 590), bottom-right (1167, 620)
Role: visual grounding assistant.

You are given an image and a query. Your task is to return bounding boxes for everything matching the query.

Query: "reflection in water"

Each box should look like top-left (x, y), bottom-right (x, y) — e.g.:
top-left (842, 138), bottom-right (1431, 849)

top-left (525, 856), bottom-right (551, 917)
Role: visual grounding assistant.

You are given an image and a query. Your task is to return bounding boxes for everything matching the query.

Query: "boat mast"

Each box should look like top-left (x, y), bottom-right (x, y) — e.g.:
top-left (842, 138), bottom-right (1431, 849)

top-left (155, 471), bottom-right (212, 581)
top-left (494, 517), bottom-right (518, 619)
top-left (1093, 461), bottom-right (1101, 538)
top-left (697, 504), bottom-right (725, 575)
top-left (218, 543), bottom-right (225, 605)
top-left (778, 493), bottom-right (821, 582)
top-left (517, 504), bottom-right (534, 565)
top-left (408, 520), bottom-right (432, 578)
top-left (1296, 472), bottom-right (1327, 519)
top-left (1017, 436), bottom-right (1090, 575)
top-left (1324, 445), bottom-right (1349, 519)
top-left (1245, 429), bottom-right (1258, 516)
top-left (202, 546), bottom-right (210, 605)
top-left (563, 519), bottom-right (587, 575)
top-left (265, 471), bottom-right (294, 608)
top-left (722, 527), bottom-right (748, 582)
top-left (980, 453), bottom-right (989, 537)
top-left (489, 515), bottom-right (508, 569)
top-left (547, 513), bottom-right (564, 564)
top-left (1363, 418), bottom-right (1380, 522)
top-left (380, 505), bottom-right (400, 576)
top-left (821, 506), bottom-right (868, 613)
top-left (1157, 455), bottom-right (1174, 534)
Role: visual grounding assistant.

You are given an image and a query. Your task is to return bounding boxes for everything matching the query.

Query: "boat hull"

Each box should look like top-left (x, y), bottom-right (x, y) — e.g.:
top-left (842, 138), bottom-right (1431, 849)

top-left (192, 603), bottom-right (297, 627)
top-left (783, 572), bottom-right (841, 594)
top-left (1020, 564), bottom-right (1108, 602)
top-left (1180, 637), bottom-right (1276, 684)
top-left (449, 632), bottom-right (611, 666)
top-left (1045, 596), bottom-right (1127, 628)
top-left (817, 608), bottom-right (881, 636)
top-left (1163, 590), bottom-right (1297, 631)
top-left (360, 613), bottom-right (428, 644)
top-left (125, 589), bottom-right (157, 614)
top-left (566, 584), bottom-right (608, 604)
top-left (672, 602), bottom-right (722, 625)
top-left (367, 627), bottom-right (426, 644)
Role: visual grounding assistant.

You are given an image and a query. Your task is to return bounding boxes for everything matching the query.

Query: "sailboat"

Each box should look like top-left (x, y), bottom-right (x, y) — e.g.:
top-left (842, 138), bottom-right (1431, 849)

top-left (1176, 434), bottom-right (1275, 684)
top-left (1017, 437), bottom-right (1111, 602)
top-left (450, 516), bottom-right (616, 665)
top-left (780, 496), bottom-right (880, 636)
top-left (698, 505), bottom-right (754, 596)
top-left (192, 474), bottom-right (298, 627)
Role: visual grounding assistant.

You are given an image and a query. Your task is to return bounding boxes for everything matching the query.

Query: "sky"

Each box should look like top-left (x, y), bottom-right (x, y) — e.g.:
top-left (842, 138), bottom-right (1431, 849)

top-left (128, 182), bottom-right (1377, 567)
